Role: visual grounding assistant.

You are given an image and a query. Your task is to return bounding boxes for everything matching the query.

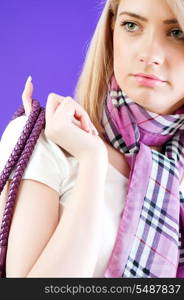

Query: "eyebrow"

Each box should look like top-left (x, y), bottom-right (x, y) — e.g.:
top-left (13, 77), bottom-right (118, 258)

top-left (118, 11), bottom-right (178, 24)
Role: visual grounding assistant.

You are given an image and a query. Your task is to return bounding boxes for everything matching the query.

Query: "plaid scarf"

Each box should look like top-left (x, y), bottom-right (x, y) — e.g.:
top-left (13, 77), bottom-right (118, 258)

top-left (101, 74), bottom-right (184, 278)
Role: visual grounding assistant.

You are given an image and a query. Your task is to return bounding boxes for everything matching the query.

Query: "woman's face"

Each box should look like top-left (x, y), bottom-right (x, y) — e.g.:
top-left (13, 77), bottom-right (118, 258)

top-left (113, 0), bottom-right (184, 114)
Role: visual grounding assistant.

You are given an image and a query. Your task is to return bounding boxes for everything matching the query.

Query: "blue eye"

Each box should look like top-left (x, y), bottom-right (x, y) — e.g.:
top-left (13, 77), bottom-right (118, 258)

top-left (120, 21), bottom-right (139, 32)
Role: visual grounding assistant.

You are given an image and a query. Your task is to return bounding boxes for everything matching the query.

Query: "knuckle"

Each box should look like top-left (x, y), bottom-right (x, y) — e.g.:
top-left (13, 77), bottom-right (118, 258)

top-left (47, 92), bottom-right (56, 100)
top-left (83, 109), bottom-right (89, 116)
top-left (83, 110), bottom-right (90, 119)
top-left (64, 97), bottom-right (73, 106)
top-left (66, 96), bottom-right (73, 101)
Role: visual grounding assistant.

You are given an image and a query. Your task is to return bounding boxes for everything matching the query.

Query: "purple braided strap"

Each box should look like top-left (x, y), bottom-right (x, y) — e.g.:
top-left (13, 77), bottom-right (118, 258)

top-left (0, 99), bottom-right (45, 278)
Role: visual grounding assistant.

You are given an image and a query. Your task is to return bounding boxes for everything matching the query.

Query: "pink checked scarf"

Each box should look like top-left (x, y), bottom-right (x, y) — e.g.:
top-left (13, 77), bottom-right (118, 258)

top-left (101, 74), bottom-right (184, 278)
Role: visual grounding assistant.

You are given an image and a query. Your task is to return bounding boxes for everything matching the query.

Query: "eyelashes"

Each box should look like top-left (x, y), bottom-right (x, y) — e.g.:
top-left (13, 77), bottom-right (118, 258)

top-left (120, 21), bottom-right (139, 33)
top-left (120, 20), bottom-right (184, 41)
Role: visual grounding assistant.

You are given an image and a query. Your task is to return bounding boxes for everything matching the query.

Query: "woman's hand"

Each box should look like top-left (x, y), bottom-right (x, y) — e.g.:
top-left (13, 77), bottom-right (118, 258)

top-left (22, 76), bottom-right (108, 161)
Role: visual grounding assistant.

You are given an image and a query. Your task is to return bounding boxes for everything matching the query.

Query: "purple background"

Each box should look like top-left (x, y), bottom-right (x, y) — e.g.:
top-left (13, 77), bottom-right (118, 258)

top-left (0, 0), bottom-right (104, 137)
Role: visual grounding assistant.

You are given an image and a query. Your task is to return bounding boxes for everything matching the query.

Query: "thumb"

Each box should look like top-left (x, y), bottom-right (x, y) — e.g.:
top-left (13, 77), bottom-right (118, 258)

top-left (22, 75), bottom-right (33, 116)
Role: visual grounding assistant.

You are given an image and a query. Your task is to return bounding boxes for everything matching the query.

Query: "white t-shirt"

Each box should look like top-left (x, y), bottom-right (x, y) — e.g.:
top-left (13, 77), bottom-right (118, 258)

top-left (0, 115), bottom-right (128, 277)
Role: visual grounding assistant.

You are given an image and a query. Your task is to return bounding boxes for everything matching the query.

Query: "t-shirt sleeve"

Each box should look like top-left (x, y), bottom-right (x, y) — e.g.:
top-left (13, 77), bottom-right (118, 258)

top-left (0, 115), bottom-right (68, 196)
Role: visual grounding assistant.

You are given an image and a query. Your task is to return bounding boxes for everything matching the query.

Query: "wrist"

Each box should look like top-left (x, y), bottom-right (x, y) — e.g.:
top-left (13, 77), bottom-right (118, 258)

top-left (79, 149), bottom-right (108, 166)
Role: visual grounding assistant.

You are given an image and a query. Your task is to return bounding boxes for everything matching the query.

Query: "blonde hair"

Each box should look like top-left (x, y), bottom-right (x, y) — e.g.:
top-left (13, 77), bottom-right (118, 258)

top-left (74, 0), bottom-right (184, 136)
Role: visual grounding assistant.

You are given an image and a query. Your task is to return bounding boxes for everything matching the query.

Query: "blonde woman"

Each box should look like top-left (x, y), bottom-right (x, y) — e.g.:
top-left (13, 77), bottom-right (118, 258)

top-left (1, 0), bottom-right (184, 278)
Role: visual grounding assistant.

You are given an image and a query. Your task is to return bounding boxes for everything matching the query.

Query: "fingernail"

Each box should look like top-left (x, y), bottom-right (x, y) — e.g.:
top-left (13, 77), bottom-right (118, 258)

top-left (92, 129), bottom-right (99, 136)
top-left (93, 127), bottom-right (99, 135)
top-left (27, 75), bottom-right (32, 82)
top-left (25, 76), bottom-right (32, 88)
top-left (24, 75), bottom-right (32, 90)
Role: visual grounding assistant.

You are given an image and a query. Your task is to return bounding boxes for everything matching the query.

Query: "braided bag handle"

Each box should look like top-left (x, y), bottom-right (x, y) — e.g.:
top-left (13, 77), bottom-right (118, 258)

top-left (0, 99), bottom-right (45, 277)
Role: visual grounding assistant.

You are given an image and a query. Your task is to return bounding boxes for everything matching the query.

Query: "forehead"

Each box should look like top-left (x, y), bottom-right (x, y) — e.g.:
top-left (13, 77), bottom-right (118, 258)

top-left (117, 0), bottom-right (176, 20)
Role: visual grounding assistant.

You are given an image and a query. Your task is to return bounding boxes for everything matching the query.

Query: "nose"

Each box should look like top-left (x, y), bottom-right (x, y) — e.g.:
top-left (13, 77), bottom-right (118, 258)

top-left (139, 54), bottom-right (162, 65)
top-left (138, 34), bottom-right (165, 66)
top-left (139, 56), bottom-right (162, 66)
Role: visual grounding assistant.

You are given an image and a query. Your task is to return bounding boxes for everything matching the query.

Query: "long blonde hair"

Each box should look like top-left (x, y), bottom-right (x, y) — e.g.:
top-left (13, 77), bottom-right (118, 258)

top-left (74, 0), bottom-right (184, 136)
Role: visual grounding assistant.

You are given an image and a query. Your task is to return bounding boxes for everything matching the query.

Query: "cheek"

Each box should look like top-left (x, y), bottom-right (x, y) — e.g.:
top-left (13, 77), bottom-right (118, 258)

top-left (170, 61), bottom-right (184, 92)
top-left (168, 49), bottom-right (184, 79)
top-left (114, 38), bottom-right (126, 59)
top-left (113, 28), bottom-right (137, 74)
top-left (113, 37), bottom-right (130, 73)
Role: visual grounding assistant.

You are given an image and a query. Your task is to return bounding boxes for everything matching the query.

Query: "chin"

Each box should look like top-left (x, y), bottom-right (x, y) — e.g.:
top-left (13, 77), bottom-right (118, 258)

top-left (123, 90), bottom-right (159, 112)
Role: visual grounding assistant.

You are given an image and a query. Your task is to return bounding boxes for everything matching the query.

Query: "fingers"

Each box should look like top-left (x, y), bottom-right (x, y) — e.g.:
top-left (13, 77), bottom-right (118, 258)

top-left (22, 75), bottom-right (33, 116)
top-left (45, 93), bottom-right (65, 122)
top-left (57, 96), bottom-right (95, 133)
top-left (46, 94), bottom-right (98, 134)
top-left (21, 80), bottom-right (98, 134)
top-left (74, 104), bottom-right (95, 133)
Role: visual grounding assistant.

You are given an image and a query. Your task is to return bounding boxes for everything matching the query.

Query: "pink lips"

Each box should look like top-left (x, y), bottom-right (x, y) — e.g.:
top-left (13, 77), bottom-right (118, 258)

top-left (135, 73), bottom-right (164, 81)
top-left (133, 73), bottom-right (166, 88)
